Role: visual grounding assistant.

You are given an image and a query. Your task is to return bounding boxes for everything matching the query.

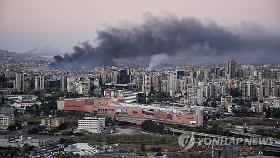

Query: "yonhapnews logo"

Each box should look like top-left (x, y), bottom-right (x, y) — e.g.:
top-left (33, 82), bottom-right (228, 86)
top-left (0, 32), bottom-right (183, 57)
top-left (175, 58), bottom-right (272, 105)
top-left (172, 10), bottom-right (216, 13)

top-left (178, 132), bottom-right (274, 150)
top-left (178, 133), bottom-right (196, 150)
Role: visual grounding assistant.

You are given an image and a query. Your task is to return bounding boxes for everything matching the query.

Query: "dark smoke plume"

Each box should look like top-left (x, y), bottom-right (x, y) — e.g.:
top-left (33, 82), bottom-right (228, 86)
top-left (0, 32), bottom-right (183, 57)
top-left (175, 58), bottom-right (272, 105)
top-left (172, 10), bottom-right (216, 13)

top-left (50, 14), bottom-right (280, 69)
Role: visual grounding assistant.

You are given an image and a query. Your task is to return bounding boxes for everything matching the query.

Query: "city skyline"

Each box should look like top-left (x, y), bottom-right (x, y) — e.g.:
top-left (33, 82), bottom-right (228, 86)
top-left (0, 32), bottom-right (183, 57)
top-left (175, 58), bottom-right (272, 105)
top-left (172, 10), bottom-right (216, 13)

top-left (1, 1), bottom-right (280, 157)
top-left (2, 47), bottom-right (280, 157)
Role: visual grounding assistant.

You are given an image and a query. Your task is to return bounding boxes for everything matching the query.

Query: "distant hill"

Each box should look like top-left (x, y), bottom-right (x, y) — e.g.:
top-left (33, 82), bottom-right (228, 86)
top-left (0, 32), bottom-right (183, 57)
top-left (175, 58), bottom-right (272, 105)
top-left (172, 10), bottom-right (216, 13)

top-left (0, 49), bottom-right (46, 59)
top-left (0, 49), bottom-right (17, 57)
top-left (23, 47), bottom-right (62, 57)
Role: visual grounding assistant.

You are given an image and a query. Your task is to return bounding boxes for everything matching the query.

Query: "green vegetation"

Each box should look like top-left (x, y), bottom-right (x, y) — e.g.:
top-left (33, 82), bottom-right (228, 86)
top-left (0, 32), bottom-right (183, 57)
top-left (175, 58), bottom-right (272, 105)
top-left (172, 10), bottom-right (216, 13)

top-left (256, 128), bottom-right (280, 138)
top-left (15, 116), bottom-right (43, 125)
top-left (229, 88), bottom-right (241, 98)
top-left (141, 120), bottom-right (165, 134)
top-left (166, 123), bottom-right (231, 136)
top-left (56, 111), bottom-right (91, 126)
top-left (147, 90), bottom-right (173, 103)
top-left (209, 117), bottom-right (280, 127)
top-left (55, 153), bottom-right (74, 158)
top-left (264, 107), bottom-right (280, 118)
top-left (0, 96), bottom-right (5, 106)
top-left (92, 153), bottom-right (139, 158)
top-left (105, 116), bottom-right (116, 126)
top-left (232, 106), bottom-right (254, 117)
top-left (0, 145), bottom-right (36, 158)
top-left (75, 133), bottom-right (176, 145)
top-left (27, 125), bottom-right (45, 134)
top-left (39, 92), bottom-right (64, 116)
top-left (0, 75), bottom-right (13, 89)
top-left (56, 110), bottom-right (88, 118)
top-left (25, 91), bottom-right (83, 116)
top-left (27, 123), bottom-right (68, 135)
top-left (58, 138), bottom-right (75, 145)
top-left (25, 104), bottom-right (41, 116)
top-left (74, 133), bottom-right (180, 153)
top-left (7, 121), bottom-right (22, 131)
top-left (140, 119), bottom-right (231, 137)
top-left (49, 123), bottom-right (68, 134)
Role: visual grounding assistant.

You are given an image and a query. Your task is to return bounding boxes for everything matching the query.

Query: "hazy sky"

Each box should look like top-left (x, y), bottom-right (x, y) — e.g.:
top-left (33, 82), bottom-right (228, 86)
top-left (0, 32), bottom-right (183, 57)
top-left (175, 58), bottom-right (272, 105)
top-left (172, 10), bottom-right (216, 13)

top-left (0, 0), bottom-right (279, 54)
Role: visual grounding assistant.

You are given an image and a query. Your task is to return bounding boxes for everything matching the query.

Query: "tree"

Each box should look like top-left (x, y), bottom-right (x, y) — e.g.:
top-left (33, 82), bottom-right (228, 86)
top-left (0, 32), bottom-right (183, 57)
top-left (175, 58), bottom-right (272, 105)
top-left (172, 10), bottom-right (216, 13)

top-left (272, 108), bottom-right (280, 118)
top-left (65, 92), bottom-right (82, 98)
top-left (22, 143), bottom-right (36, 153)
top-left (229, 88), bottom-right (241, 98)
top-left (141, 120), bottom-right (165, 134)
top-left (0, 96), bottom-right (5, 106)
top-left (264, 106), bottom-right (272, 118)
top-left (26, 104), bottom-right (40, 116)
top-left (140, 143), bottom-right (146, 152)
top-left (105, 116), bottom-right (116, 126)
top-left (7, 122), bottom-right (22, 131)
top-left (39, 92), bottom-right (64, 116)
top-left (147, 91), bottom-right (173, 103)
top-left (41, 103), bottom-right (52, 116)
top-left (0, 75), bottom-right (8, 88)
top-left (27, 126), bottom-right (45, 134)
top-left (232, 106), bottom-right (254, 117)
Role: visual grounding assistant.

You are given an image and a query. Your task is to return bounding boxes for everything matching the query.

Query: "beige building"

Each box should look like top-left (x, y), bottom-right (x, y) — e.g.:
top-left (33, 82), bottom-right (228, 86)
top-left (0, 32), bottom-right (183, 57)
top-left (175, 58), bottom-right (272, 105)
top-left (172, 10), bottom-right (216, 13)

top-left (41, 117), bottom-right (64, 129)
top-left (0, 107), bottom-right (15, 129)
top-left (221, 95), bottom-right (232, 105)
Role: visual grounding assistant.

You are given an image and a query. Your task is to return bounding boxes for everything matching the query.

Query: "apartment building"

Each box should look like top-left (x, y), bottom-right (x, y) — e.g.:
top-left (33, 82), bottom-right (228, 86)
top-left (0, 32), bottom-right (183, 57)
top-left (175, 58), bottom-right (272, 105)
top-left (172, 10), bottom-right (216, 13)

top-left (0, 107), bottom-right (15, 129)
top-left (78, 117), bottom-right (105, 133)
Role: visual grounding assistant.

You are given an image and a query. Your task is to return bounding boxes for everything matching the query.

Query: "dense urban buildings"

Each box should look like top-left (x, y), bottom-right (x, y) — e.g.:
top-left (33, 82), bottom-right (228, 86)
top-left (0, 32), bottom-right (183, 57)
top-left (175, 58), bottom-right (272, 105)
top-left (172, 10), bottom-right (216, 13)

top-left (0, 1), bottom-right (279, 157)
top-left (1, 48), bottom-right (280, 157)
top-left (1, 54), bottom-right (280, 157)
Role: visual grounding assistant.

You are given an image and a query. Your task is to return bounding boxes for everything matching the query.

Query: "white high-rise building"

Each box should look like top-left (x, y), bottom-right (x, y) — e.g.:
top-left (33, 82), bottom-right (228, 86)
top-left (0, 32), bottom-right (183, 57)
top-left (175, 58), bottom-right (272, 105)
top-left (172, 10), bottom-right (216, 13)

top-left (61, 74), bottom-right (65, 92)
top-left (241, 81), bottom-right (257, 100)
top-left (168, 72), bottom-right (177, 92)
top-left (197, 82), bottom-right (206, 105)
top-left (142, 73), bottom-right (151, 93)
top-left (14, 73), bottom-right (25, 92)
top-left (205, 83), bottom-right (215, 98)
top-left (35, 75), bottom-right (45, 90)
top-left (78, 117), bottom-right (105, 133)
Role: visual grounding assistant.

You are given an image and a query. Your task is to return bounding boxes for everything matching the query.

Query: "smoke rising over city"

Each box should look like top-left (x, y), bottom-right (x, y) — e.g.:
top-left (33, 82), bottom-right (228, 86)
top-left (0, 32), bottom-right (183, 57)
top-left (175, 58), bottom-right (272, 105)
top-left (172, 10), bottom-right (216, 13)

top-left (50, 15), bottom-right (280, 69)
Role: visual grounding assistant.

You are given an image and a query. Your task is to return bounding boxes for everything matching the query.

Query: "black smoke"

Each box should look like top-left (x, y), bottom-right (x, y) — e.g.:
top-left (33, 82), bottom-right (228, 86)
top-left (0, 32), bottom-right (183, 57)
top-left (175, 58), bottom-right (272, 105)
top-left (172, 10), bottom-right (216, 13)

top-left (50, 15), bottom-right (280, 69)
